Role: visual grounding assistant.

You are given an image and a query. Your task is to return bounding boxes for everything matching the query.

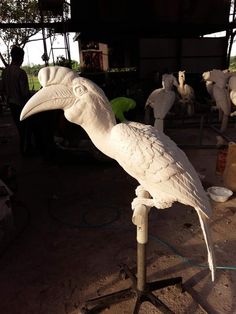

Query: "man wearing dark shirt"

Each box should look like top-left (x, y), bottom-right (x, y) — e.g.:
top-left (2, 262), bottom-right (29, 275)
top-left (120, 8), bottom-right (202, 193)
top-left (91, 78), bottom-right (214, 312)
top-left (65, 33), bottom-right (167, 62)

top-left (2, 46), bottom-right (30, 155)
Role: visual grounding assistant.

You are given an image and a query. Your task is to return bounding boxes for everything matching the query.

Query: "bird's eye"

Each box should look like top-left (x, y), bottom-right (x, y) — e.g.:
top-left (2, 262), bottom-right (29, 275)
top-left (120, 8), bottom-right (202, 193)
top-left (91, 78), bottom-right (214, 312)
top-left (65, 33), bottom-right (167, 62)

top-left (73, 84), bottom-right (88, 96)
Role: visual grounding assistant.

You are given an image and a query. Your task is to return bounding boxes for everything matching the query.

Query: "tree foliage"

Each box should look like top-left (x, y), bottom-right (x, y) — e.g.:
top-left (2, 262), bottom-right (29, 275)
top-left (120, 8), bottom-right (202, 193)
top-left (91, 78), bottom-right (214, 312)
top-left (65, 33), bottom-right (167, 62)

top-left (0, 0), bottom-right (41, 62)
top-left (21, 60), bottom-right (80, 91)
top-left (229, 56), bottom-right (236, 71)
top-left (22, 59), bottom-right (80, 78)
top-left (0, 0), bottom-right (70, 65)
top-left (55, 55), bottom-right (80, 71)
top-left (22, 64), bottom-right (44, 77)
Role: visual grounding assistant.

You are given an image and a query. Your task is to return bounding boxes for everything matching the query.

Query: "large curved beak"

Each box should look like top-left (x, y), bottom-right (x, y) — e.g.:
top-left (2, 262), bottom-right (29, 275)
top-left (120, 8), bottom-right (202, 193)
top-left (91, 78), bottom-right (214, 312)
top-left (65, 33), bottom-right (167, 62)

top-left (20, 84), bottom-right (74, 121)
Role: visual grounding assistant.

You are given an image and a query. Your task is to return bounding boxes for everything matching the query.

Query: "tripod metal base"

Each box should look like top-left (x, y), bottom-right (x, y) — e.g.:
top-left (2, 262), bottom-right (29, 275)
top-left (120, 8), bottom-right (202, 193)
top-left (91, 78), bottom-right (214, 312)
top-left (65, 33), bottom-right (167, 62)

top-left (81, 263), bottom-right (182, 314)
top-left (81, 194), bottom-right (183, 313)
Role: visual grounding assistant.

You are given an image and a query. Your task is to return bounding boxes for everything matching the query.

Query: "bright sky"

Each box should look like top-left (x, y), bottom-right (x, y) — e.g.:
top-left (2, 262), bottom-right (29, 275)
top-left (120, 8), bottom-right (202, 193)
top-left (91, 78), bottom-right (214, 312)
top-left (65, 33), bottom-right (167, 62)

top-left (23, 32), bottom-right (80, 66)
top-left (23, 31), bottom-right (236, 66)
top-left (0, 32), bottom-right (80, 67)
top-left (1, 31), bottom-right (236, 67)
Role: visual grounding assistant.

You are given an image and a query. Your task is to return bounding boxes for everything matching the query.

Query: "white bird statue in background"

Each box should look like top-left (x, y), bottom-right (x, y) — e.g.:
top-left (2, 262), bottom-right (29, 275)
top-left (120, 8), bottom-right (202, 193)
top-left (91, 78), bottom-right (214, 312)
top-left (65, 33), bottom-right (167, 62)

top-left (205, 79), bottom-right (214, 100)
top-left (177, 70), bottom-right (195, 117)
top-left (145, 73), bottom-right (178, 132)
top-left (202, 70), bottom-right (231, 134)
top-left (227, 73), bottom-right (236, 117)
top-left (20, 66), bottom-right (216, 281)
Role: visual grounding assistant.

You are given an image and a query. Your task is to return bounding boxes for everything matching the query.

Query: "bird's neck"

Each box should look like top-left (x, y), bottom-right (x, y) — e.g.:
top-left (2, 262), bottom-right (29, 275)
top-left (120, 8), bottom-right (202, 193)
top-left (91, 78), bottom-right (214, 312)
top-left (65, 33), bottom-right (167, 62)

top-left (178, 79), bottom-right (184, 88)
top-left (80, 107), bottom-right (116, 158)
top-left (215, 79), bottom-right (226, 89)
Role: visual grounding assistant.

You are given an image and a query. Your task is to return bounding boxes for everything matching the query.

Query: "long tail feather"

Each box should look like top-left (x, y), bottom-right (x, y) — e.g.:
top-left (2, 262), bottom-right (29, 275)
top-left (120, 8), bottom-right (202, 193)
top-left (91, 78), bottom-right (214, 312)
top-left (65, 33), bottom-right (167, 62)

top-left (196, 209), bottom-right (216, 281)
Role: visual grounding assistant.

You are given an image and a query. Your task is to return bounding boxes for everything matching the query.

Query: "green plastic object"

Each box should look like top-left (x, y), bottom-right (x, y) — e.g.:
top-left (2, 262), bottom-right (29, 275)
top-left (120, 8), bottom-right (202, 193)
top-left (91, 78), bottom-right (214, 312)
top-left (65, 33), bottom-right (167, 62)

top-left (110, 97), bottom-right (136, 122)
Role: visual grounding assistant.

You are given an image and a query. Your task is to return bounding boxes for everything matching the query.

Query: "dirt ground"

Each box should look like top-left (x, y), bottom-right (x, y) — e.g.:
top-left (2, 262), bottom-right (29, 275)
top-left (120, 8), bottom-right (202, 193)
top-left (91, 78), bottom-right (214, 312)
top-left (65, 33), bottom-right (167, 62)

top-left (0, 109), bottom-right (236, 314)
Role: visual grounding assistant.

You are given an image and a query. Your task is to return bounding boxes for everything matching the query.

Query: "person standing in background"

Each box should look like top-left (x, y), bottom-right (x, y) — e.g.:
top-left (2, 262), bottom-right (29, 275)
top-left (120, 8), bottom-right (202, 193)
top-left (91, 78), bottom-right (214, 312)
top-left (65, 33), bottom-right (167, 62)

top-left (2, 46), bottom-right (31, 155)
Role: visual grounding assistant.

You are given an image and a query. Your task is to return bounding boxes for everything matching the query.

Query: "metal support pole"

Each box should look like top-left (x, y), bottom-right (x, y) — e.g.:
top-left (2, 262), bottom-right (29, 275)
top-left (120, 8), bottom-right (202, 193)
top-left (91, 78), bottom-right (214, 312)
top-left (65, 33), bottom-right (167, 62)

top-left (132, 204), bottom-right (149, 292)
top-left (137, 242), bottom-right (146, 292)
top-left (132, 189), bottom-right (151, 292)
top-left (81, 187), bottom-right (184, 313)
top-left (39, 7), bottom-right (49, 66)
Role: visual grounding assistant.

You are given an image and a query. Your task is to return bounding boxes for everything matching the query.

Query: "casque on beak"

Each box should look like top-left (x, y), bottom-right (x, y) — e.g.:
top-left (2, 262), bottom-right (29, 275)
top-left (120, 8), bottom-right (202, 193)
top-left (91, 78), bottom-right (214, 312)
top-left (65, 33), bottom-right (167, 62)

top-left (20, 84), bottom-right (74, 121)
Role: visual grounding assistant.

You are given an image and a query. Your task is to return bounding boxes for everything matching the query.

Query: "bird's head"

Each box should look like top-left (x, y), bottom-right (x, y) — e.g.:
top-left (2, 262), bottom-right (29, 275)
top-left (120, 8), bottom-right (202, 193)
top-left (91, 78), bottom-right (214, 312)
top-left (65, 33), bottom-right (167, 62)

top-left (20, 66), bottom-right (114, 127)
top-left (162, 74), bottom-right (178, 89)
top-left (202, 71), bottom-right (211, 82)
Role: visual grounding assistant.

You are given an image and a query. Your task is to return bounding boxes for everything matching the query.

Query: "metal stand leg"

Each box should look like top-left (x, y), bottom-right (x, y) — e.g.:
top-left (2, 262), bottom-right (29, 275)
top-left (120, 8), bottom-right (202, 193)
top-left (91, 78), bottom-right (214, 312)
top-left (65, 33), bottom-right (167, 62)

top-left (81, 190), bottom-right (183, 313)
top-left (81, 243), bottom-right (182, 314)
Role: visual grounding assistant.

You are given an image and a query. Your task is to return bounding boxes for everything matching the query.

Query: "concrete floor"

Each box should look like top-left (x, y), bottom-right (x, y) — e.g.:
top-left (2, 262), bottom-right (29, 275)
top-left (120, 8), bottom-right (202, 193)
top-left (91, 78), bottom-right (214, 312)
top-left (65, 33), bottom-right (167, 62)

top-left (0, 110), bottom-right (236, 314)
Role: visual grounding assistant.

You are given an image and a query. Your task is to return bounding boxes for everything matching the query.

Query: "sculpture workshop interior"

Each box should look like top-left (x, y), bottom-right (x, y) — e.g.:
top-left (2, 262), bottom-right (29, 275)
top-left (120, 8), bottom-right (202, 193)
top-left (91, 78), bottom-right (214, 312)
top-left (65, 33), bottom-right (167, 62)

top-left (1, 0), bottom-right (236, 313)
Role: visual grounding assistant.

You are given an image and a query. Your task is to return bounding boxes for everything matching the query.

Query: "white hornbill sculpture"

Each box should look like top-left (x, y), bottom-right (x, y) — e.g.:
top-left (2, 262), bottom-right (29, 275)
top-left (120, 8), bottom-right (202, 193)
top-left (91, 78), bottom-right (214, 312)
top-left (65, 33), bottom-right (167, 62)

top-left (227, 73), bottom-right (236, 117)
top-left (145, 73), bottom-right (178, 132)
top-left (202, 69), bottom-right (231, 134)
top-left (20, 66), bottom-right (216, 281)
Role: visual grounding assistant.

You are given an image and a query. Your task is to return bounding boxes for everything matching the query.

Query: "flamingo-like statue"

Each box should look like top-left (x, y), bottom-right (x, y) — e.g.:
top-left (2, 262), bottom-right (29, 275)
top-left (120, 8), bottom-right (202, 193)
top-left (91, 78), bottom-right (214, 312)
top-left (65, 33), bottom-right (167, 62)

top-left (145, 73), bottom-right (178, 132)
top-left (177, 70), bottom-right (195, 116)
top-left (20, 67), bottom-right (215, 286)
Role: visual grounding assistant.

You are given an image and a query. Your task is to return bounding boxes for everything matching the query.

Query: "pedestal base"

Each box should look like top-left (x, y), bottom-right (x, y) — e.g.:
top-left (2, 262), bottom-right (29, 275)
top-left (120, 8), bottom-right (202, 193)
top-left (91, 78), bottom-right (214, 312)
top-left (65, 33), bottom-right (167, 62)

top-left (81, 264), bottom-right (182, 314)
